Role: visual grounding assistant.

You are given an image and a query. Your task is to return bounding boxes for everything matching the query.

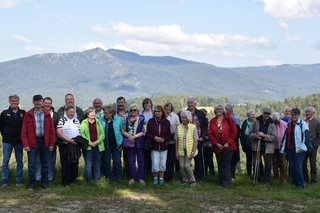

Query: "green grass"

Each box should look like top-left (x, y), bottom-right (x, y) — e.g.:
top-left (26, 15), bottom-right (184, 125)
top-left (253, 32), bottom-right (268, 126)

top-left (1, 136), bottom-right (320, 212)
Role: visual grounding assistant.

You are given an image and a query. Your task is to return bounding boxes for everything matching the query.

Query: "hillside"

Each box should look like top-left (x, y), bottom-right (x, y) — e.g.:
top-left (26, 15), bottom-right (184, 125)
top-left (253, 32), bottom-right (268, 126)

top-left (0, 48), bottom-right (320, 108)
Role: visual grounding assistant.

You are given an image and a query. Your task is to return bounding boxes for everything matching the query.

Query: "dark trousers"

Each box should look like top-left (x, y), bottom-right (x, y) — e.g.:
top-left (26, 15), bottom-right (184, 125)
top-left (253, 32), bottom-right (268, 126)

top-left (102, 146), bottom-right (122, 181)
top-left (203, 147), bottom-right (214, 175)
top-left (231, 149), bottom-right (240, 178)
top-left (216, 150), bottom-right (233, 188)
top-left (27, 138), bottom-right (49, 186)
top-left (194, 142), bottom-right (204, 180)
top-left (273, 150), bottom-right (288, 182)
top-left (165, 143), bottom-right (178, 181)
top-left (144, 150), bottom-right (152, 174)
top-left (244, 149), bottom-right (253, 176)
top-left (288, 149), bottom-right (305, 188)
top-left (303, 144), bottom-right (318, 182)
top-left (252, 151), bottom-right (273, 184)
top-left (123, 148), bottom-right (130, 178)
top-left (59, 144), bottom-right (79, 185)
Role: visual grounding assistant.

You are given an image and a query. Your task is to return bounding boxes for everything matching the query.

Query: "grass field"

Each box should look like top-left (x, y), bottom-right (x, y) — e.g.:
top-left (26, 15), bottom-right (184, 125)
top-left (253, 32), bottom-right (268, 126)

top-left (1, 136), bottom-right (320, 212)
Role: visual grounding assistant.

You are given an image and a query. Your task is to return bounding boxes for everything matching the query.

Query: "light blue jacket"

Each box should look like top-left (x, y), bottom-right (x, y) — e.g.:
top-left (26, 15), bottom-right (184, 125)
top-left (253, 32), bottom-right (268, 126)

top-left (100, 115), bottom-right (123, 150)
top-left (280, 118), bottom-right (309, 153)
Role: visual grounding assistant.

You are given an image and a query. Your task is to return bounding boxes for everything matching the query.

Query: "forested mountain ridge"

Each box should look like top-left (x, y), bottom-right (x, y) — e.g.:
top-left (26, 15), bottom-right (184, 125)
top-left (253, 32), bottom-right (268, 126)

top-left (0, 48), bottom-right (319, 108)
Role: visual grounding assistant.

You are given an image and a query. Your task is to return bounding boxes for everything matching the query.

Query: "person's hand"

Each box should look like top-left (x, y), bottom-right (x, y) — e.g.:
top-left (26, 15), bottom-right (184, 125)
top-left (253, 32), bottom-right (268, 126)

top-left (69, 139), bottom-right (77, 145)
top-left (24, 147), bottom-right (30, 152)
top-left (49, 146), bottom-right (54, 152)
top-left (93, 140), bottom-right (99, 146)
top-left (176, 153), bottom-right (179, 160)
top-left (216, 143), bottom-right (224, 150)
top-left (189, 151), bottom-right (195, 158)
top-left (198, 137), bottom-right (203, 142)
top-left (224, 143), bottom-right (229, 148)
top-left (89, 142), bottom-right (96, 147)
top-left (129, 135), bottom-right (136, 142)
top-left (258, 132), bottom-right (265, 138)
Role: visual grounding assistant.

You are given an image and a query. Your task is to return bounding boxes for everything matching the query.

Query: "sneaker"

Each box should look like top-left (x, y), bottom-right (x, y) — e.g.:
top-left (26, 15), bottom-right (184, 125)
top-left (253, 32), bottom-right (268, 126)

top-left (15, 183), bottom-right (24, 187)
top-left (128, 179), bottom-right (135, 185)
top-left (28, 184), bottom-right (36, 190)
top-left (2, 180), bottom-right (8, 189)
top-left (139, 179), bottom-right (145, 186)
top-left (153, 178), bottom-right (158, 185)
top-left (159, 179), bottom-right (165, 185)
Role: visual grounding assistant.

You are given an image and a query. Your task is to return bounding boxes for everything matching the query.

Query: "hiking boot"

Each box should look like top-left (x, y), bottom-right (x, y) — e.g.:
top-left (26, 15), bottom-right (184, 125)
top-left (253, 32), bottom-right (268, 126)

top-left (189, 181), bottom-right (196, 187)
top-left (128, 179), bottom-right (135, 185)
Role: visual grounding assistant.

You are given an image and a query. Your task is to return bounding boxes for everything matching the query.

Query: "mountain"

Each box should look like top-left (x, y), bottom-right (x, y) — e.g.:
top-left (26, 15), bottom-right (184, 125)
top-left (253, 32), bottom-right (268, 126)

top-left (0, 47), bottom-right (319, 109)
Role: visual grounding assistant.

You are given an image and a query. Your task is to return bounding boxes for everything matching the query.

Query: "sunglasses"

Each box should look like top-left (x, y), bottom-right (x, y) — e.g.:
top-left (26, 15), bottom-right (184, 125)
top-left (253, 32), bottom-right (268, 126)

top-left (130, 109), bottom-right (137, 112)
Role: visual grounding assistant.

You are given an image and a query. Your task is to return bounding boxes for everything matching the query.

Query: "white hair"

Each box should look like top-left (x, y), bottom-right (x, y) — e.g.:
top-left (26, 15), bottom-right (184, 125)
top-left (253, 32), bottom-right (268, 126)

top-left (246, 109), bottom-right (255, 117)
top-left (305, 106), bottom-right (316, 113)
top-left (272, 112), bottom-right (281, 121)
top-left (180, 110), bottom-right (192, 122)
top-left (129, 103), bottom-right (139, 110)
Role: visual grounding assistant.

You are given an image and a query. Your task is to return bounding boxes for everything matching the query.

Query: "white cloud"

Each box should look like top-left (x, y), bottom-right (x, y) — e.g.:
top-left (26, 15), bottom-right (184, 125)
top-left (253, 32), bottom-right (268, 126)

top-left (13, 34), bottom-right (31, 43)
top-left (314, 41), bottom-right (320, 51)
top-left (279, 21), bottom-right (302, 43)
top-left (286, 36), bottom-right (301, 42)
top-left (23, 46), bottom-right (45, 53)
top-left (279, 21), bottom-right (289, 30)
top-left (222, 51), bottom-right (248, 58)
top-left (256, 0), bottom-right (320, 19)
top-left (255, 54), bottom-right (285, 65)
top-left (91, 23), bottom-right (272, 54)
top-left (0, 0), bottom-right (31, 8)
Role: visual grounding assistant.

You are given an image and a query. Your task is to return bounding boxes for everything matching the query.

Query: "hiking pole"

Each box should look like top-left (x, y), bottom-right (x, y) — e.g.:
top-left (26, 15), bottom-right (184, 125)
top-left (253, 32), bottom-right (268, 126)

top-left (253, 139), bottom-right (261, 184)
top-left (202, 145), bottom-right (206, 177)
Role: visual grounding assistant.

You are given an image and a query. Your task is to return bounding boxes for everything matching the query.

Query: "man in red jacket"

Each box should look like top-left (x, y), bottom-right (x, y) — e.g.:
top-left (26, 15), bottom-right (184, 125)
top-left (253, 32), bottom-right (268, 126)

top-left (21, 95), bottom-right (56, 189)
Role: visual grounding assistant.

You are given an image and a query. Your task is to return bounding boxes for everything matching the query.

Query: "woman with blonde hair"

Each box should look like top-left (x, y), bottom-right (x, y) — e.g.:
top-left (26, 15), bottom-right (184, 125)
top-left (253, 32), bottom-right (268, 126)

top-left (208, 104), bottom-right (237, 188)
top-left (80, 107), bottom-right (105, 182)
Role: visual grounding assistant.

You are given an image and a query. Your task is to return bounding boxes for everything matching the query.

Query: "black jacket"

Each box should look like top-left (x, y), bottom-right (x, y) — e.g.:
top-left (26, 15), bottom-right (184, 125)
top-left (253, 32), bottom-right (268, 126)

top-left (0, 107), bottom-right (26, 144)
top-left (194, 108), bottom-right (208, 140)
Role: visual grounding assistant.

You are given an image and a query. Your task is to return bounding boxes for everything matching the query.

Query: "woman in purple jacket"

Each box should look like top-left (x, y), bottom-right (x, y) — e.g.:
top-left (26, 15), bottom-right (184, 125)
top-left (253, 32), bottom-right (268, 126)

top-left (147, 105), bottom-right (172, 185)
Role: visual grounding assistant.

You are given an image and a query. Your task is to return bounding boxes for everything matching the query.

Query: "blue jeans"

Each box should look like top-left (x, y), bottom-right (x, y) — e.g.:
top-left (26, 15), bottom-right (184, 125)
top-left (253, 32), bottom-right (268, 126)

top-left (27, 138), bottom-right (49, 186)
top-left (85, 148), bottom-right (102, 182)
top-left (2, 143), bottom-right (23, 184)
top-left (35, 148), bottom-right (56, 181)
top-left (151, 150), bottom-right (167, 173)
top-left (287, 149), bottom-right (305, 188)
top-left (102, 146), bottom-right (122, 180)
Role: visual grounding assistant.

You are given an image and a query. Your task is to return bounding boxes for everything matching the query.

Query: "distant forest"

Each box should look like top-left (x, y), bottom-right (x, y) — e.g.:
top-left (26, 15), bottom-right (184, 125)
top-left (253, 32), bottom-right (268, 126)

top-left (127, 93), bottom-right (320, 122)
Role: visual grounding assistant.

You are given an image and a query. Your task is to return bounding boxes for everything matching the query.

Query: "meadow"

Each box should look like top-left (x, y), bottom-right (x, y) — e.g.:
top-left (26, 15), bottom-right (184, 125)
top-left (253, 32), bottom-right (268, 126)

top-left (1, 134), bottom-right (320, 212)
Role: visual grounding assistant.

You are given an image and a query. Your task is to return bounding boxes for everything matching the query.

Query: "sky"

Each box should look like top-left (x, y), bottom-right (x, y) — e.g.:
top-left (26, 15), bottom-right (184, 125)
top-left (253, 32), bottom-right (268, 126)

top-left (1, 0), bottom-right (320, 67)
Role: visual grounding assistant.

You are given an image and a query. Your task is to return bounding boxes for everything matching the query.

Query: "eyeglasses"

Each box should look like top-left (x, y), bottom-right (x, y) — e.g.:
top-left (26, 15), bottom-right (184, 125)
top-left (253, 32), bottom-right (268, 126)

top-left (130, 109), bottom-right (137, 112)
top-left (154, 110), bottom-right (161, 113)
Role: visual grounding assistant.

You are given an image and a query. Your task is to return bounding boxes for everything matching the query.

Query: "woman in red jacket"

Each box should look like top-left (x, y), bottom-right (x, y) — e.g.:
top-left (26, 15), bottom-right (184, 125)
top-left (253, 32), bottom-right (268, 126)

top-left (208, 104), bottom-right (237, 188)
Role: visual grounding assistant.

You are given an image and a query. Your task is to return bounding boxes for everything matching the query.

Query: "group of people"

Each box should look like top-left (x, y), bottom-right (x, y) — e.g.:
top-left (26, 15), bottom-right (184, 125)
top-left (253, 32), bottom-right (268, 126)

top-left (1, 94), bottom-right (319, 190)
top-left (241, 106), bottom-right (320, 188)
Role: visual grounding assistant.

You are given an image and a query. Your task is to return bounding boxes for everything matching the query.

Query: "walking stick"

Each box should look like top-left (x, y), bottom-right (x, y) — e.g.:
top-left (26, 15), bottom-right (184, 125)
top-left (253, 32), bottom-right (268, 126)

top-left (202, 145), bottom-right (206, 177)
top-left (253, 139), bottom-right (261, 184)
